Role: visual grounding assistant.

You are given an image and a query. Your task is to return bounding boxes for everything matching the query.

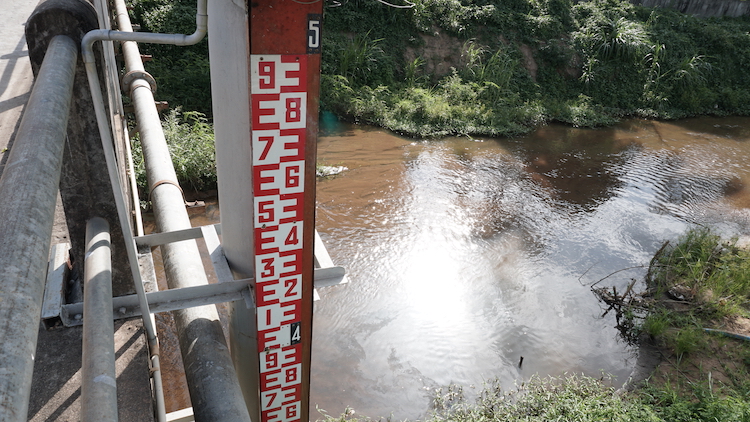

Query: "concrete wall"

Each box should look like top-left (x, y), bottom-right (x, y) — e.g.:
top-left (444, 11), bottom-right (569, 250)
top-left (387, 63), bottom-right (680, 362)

top-left (630, 0), bottom-right (750, 17)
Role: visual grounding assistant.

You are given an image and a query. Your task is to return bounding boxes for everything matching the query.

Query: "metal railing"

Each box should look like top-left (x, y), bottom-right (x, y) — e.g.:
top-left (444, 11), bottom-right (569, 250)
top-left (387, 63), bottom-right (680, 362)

top-left (0, 1), bottom-right (348, 420)
top-left (0, 34), bottom-right (78, 422)
top-left (81, 217), bottom-right (118, 422)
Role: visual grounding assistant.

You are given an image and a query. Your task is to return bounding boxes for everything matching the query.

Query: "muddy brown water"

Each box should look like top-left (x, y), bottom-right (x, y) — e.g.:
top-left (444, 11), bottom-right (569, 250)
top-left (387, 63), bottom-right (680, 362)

top-left (153, 117), bottom-right (750, 419)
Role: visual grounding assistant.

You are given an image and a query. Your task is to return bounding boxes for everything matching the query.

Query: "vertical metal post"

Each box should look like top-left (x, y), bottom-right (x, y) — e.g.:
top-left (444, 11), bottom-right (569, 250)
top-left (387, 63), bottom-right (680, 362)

top-left (207, 0), bottom-right (260, 418)
top-left (81, 217), bottom-right (119, 422)
top-left (0, 34), bottom-right (77, 422)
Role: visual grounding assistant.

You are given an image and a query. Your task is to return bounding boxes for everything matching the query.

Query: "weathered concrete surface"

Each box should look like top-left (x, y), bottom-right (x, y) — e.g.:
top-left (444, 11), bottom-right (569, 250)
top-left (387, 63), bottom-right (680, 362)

top-left (631, 0), bottom-right (750, 17)
top-left (0, 0), bottom-right (37, 179)
top-left (28, 320), bottom-right (154, 421)
top-left (0, 0), bottom-right (154, 420)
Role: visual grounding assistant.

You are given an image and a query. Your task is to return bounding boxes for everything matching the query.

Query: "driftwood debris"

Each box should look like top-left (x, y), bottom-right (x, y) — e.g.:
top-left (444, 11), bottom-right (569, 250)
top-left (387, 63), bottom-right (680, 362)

top-left (592, 278), bottom-right (652, 343)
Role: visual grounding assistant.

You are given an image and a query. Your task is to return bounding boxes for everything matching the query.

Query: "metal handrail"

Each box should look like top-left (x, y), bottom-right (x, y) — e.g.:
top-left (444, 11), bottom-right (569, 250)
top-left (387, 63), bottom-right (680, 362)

top-left (0, 35), bottom-right (78, 422)
top-left (81, 217), bottom-right (118, 422)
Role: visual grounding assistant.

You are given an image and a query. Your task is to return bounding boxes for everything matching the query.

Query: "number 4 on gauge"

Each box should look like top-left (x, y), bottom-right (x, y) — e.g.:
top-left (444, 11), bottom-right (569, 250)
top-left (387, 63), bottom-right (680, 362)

top-left (291, 321), bottom-right (301, 345)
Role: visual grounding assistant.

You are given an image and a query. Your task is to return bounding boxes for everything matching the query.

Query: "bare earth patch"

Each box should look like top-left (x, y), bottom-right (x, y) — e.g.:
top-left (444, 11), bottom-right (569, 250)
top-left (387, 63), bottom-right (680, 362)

top-left (404, 30), bottom-right (467, 80)
top-left (646, 315), bottom-right (750, 396)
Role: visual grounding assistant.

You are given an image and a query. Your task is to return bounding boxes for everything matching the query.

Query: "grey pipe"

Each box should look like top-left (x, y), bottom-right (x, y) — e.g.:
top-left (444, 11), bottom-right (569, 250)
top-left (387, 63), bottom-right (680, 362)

top-left (0, 35), bottom-right (77, 422)
top-left (109, 1), bottom-right (168, 418)
top-left (82, 41), bottom-right (167, 422)
top-left (81, 217), bottom-right (118, 422)
top-left (81, 0), bottom-right (207, 64)
top-left (82, 1), bottom-right (252, 419)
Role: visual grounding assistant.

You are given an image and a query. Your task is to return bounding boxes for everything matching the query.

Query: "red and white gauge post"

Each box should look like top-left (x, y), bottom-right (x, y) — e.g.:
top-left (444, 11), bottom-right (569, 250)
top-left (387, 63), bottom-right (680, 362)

top-left (250, 2), bottom-right (322, 422)
top-left (208, 0), bottom-right (321, 420)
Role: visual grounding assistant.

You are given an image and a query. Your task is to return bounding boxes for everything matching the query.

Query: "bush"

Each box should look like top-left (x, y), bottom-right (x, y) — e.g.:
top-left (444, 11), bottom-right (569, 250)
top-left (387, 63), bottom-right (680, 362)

top-left (320, 0), bottom-right (750, 137)
top-left (132, 109), bottom-right (216, 194)
top-left (128, 0), bottom-right (212, 115)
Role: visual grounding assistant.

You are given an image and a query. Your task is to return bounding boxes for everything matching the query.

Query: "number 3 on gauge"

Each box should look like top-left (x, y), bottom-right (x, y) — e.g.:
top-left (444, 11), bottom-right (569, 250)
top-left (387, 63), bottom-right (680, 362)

top-left (307, 14), bottom-right (321, 54)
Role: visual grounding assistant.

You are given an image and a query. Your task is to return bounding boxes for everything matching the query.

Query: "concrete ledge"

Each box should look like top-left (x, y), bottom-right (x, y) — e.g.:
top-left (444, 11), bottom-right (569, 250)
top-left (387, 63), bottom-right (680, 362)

top-left (29, 319), bottom-right (155, 421)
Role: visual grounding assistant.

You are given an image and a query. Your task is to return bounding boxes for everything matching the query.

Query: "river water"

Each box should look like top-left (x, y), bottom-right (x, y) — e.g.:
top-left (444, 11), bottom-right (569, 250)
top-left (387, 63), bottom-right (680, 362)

top-left (158, 117), bottom-right (750, 419)
top-left (308, 117), bottom-right (750, 420)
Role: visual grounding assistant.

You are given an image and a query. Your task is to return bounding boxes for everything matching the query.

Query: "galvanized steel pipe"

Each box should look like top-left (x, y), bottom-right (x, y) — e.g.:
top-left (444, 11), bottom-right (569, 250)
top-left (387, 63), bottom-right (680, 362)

top-left (81, 0), bottom-right (207, 65)
top-left (0, 35), bottom-right (77, 421)
top-left (81, 217), bottom-right (118, 422)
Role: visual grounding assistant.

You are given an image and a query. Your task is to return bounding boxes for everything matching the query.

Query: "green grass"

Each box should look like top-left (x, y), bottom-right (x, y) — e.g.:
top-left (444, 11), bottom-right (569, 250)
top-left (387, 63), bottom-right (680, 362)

top-left (647, 228), bottom-right (750, 323)
top-left (319, 0), bottom-right (750, 137)
top-left (131, 108), bottom-right (216, 195)
top-left (125, 0), bottom-right (750, 138)
top-left (317, 370), bottom-right (750, 422)
top-left (319, 375), bottom-right (662, 422)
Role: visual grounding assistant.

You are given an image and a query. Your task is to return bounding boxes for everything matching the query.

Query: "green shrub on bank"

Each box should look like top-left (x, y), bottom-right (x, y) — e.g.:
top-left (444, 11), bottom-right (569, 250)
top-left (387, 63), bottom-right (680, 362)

top-left (321, 0), bottom-right (750, 137)
top-left (320, 371), bottom-right (750, 422)
top-left (132, 109), bottom-right (216, 194)
top-left (127, 0), bottom-right (750, 137)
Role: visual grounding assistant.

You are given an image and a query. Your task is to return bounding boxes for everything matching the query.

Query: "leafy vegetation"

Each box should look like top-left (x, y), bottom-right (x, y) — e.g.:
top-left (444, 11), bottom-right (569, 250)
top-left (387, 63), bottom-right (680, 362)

top-left (321, 0), bottom-right (750, 137)
top-left (591, 228), bottom-right (750, 421)
top-left (646, 229), bottom-right (750, 326)
top-left (131, 109), bottom-right (217, 195)
top-left (127, 0), bottom-right (750, 139)
top-left (124, 0), bottom-right (750, 188)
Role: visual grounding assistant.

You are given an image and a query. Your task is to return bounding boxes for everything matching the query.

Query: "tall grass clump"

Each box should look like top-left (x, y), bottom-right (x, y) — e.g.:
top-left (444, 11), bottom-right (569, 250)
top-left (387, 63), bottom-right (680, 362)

top-left (648, 228), bottom-right (750, 320)
top-left (617, 227), bottom-right (750, 360)
top-left (132, 108), bottom-right (217, 195)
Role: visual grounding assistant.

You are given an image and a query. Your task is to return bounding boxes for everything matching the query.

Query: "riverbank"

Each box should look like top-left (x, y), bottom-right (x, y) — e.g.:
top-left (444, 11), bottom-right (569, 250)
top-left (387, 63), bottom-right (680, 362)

top-left (623, 229), bottom-right (750, 420)
top-left (318, 0), bottom-right (750, 138)
top-left (129, 0), bottom-right (750, 140)
top-left (313, 228), bottom-right (750, 422)
top-left (124, 0), bottom-right (750, 191)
